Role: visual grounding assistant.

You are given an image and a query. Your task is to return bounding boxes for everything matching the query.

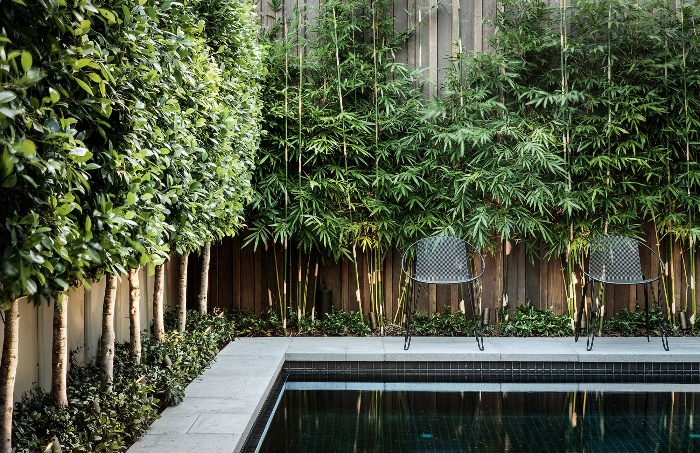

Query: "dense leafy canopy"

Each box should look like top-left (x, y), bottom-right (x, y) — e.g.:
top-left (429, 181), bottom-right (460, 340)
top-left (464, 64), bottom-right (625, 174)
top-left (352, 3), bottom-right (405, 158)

top-left (0, 0), bottom-right (262, 307)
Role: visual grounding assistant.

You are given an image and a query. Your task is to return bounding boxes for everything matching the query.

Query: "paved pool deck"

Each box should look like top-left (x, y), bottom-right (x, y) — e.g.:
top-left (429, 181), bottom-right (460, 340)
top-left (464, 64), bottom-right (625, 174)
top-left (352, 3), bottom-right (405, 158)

top-left (127, 336), bottom-right (700, 453)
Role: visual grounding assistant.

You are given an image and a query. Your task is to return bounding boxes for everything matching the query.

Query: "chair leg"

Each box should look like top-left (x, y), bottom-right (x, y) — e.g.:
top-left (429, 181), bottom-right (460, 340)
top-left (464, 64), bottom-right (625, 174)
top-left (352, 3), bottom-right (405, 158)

top-left (575, 281), bottom-right (588, 343)
top-left (404, 280), bottom-right (415, 350)
top-left (468, 281), bottom-right (484, 351)
top-left (643, 282), bottom-right (650, 343)
top-left (654, 282), bottom-right (670, 351)
top-left (586, 282), bottom-right (596, 351)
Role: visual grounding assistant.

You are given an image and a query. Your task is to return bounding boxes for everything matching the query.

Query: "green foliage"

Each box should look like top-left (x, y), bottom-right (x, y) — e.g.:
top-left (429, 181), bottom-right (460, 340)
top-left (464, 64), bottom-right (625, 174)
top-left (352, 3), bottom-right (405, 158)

top-left (0, 0), bottom-right (109, 304)
top-left (227, 308), bottom-right (284, 336)
top-left (411, 309), bottom-right (474, 336)
top-left (499, 303), bottom-right (573, 337)
top-left (247, 0), bottom-right (425, 257)
top-left (13, 310), bottom-right (234, 451)
top-left (317, 310), bottom-right (372, 336)
top-left (603, 306), bottom-right (666, 337)
top-left (0, 0), bottom-right (262, 306)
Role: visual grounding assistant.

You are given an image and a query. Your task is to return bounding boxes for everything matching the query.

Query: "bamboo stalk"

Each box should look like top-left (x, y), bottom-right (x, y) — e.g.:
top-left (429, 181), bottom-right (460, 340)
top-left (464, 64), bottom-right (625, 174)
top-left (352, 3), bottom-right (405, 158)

top-left (283, 0), bottom-right (290, 335)
top-left (691, 244), bottom-right (697, 329)
top-left (296, 0), bottom-right (304, 325)
top-left (264, 243), bottom-right (273, 308)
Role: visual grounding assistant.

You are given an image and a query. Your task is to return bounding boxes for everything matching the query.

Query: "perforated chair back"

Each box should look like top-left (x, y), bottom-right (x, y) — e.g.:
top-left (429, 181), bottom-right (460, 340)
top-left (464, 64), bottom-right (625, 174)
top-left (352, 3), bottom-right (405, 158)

top-left (584, 235), bottom-right (661, 285)
top-left (402, 236), bottom-right (484, 284)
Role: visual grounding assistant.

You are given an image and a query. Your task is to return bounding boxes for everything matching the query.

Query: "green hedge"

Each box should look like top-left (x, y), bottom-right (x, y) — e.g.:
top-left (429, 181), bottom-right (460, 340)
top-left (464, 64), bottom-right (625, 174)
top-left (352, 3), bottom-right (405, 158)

top-left (0, 0), bottom-right (262, 303)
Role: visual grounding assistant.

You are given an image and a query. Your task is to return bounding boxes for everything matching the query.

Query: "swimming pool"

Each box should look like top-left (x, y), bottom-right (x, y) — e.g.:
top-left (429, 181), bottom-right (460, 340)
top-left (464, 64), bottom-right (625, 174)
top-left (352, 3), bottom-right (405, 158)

top-left (256, 382), bottom-right (700, 452)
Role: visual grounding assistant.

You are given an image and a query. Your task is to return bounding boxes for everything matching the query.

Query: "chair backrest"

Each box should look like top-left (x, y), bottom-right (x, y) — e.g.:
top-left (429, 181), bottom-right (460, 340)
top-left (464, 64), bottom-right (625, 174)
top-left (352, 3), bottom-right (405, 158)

top-left (402, 236), bottom-right (484, 284)
top-left (584, 235), bottom-right (661, 284)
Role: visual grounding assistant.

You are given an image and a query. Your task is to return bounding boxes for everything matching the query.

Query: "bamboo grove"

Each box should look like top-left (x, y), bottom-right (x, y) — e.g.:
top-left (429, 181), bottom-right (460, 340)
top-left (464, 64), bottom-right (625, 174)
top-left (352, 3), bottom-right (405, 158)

top-left (248, 0), bottom-right (700, 330)
top-left (0, 0), bottom-right (262, 450)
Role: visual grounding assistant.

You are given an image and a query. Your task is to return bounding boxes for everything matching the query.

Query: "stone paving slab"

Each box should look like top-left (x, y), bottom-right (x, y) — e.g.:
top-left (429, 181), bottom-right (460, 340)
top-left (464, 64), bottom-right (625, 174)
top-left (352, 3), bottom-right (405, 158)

top-left (127, 336), bottom-right (700, 453)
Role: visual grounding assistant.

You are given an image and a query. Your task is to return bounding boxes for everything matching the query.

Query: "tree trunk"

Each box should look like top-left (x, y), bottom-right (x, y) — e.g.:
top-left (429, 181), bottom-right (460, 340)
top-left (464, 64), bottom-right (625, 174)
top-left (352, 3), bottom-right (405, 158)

top-left (51, 293), bottom-right (68, 408)
top-left (0, 298), bottom-right (20, 453)
top-left (100, 273), bottom-right (117, 393)
top-left (198, 242), bottom-right (211, 314)
top-left (128, 269), bottom-right (141, 364)
top-left (178, 253), bottom-right (189, 332)
top-left (153, 264), bottom-right (164, 341)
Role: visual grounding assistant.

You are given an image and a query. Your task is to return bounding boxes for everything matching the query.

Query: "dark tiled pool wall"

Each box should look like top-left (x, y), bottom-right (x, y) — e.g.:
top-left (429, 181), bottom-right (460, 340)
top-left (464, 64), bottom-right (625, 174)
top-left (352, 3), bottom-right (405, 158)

top-left (285, 361), bottom-right (700, 383)
top-left (239, 370), bottom-right (287, 453)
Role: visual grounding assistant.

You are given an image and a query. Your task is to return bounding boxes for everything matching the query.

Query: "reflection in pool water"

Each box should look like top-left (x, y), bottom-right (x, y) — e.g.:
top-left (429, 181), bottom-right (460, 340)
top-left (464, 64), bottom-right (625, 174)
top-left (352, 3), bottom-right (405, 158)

top-left (257, 384), bottom-right (700, 452)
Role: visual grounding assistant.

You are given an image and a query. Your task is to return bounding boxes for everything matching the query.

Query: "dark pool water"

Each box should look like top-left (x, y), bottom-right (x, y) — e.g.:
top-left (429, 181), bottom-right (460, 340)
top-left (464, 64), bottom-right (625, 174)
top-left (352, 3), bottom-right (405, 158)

top-left (257, 384), bottom-right (700, 452)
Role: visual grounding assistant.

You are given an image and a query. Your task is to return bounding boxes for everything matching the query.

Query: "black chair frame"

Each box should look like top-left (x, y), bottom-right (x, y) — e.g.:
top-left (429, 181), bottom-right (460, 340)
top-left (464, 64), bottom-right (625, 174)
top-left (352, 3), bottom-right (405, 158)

top-left (401, 236), bottom-right (486, 351)
top-left (575, 235), bottom-right (669, 351)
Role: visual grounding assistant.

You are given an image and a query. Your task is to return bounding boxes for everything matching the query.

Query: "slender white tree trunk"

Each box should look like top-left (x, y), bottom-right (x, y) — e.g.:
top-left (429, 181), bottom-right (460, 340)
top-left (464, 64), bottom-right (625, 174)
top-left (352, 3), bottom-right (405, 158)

top-left (0, 298), bottom-right (20, 453)
top-left (178, 253), bottom-right (189, 332)
top-left (100, 274), bottom-right (117, 393)
top-left (153, 264), bottom-right (164, 341)
top-left (128, 269), bottom-right (141, 363)
top-left (51, 293), bottom-right (68, 408)
top-left (198, 242), bottom-right (211, 314)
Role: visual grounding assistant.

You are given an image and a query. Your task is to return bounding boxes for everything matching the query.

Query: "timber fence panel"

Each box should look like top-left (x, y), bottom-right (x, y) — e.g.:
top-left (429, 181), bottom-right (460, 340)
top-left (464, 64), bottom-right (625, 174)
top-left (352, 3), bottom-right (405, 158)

top-left (4, 262), bottom-right (176, 403)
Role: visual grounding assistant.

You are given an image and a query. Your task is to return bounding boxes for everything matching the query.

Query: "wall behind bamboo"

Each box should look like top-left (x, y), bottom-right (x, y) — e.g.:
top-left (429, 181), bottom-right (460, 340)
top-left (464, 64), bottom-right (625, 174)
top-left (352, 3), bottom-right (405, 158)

top-left (189, 227), bottom-right (700, 323)
top-left (257, 0), bottom-right (504, 95)
top-left (0, 260), bottom-right (179, 402)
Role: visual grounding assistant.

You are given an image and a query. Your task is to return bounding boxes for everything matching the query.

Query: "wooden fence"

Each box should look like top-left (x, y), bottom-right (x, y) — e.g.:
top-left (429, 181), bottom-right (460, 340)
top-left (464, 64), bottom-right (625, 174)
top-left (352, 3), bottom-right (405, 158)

top-left (188, 226), bottom-right (700, 322)
top-left (0, 261), bottom-right (179, 402)
top-left (257, 0), bottom-right (502, 96)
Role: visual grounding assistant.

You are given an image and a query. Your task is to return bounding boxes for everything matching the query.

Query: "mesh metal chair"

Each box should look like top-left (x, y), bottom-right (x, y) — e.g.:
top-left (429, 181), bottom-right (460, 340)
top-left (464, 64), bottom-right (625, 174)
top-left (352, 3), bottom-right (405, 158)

top-left (575, 235), bottom-right (669, 351)
top-left (401, 236), bottom-right (486, 350)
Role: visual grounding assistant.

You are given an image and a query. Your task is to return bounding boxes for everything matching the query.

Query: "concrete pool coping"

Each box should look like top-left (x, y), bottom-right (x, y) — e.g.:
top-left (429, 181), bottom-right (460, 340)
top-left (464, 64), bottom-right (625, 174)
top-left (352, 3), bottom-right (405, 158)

top-left (127, 336), bottom-right (700, 453)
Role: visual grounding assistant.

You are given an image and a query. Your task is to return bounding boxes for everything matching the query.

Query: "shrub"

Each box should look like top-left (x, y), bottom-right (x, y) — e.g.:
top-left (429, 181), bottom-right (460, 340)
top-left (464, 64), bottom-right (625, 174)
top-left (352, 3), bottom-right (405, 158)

top-left (412, 309), bottom-right (474, 336)
top-left (499, 303), bottom-right (572, 337)
top-left (13, 310), bottom-right (234, 451)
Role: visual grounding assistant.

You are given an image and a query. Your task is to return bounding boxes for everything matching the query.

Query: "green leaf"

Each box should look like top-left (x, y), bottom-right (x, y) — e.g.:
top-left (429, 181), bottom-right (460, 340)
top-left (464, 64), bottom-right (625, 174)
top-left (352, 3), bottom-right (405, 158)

top-left (0, 91), bottom-right (16, 104)
top-left (75, 78), bottom-right (94, 96)
top-left (12, 139), bottom-right (36, 157)
top-left (49, 88), bottom-right (60, 103)
top-left (28, 250), bottom-right (45, 264)
top-left (0, 107), bottom-right (23, 118)
top-left (73, 58), bottom-right (92, 70)
top-left (1, 150), bottom-right (14, 178)
top-left (55, 204), bottom-right (73, 216)
top-left (86, 247), bottom-right (101, 263)
top-left (20, 51), bottom-right (32, 72)
top-left (68, 147), bottom-right (93, 163)
top-left (25, 278), bottom-right (37, 294)
top-left (2, 174), bottom-right (17, 188)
